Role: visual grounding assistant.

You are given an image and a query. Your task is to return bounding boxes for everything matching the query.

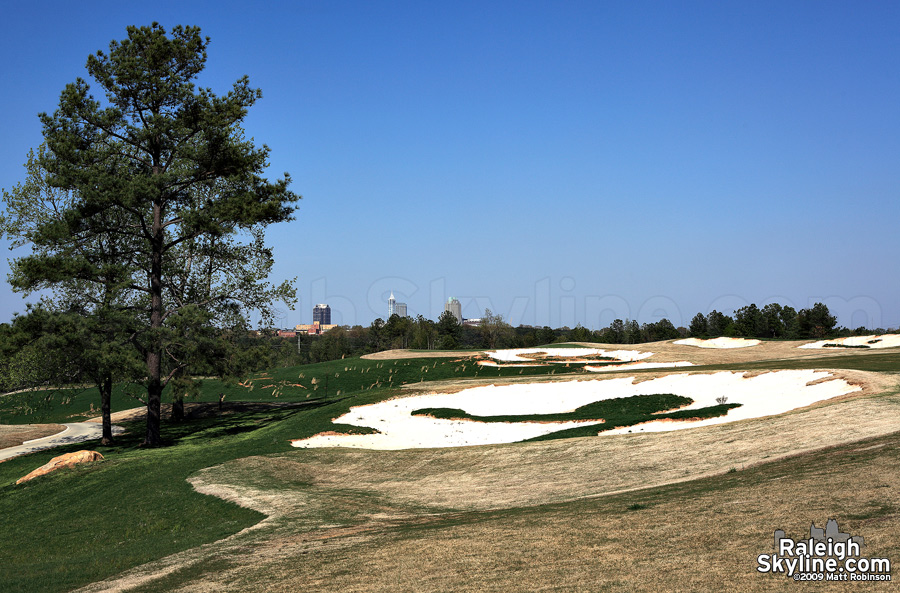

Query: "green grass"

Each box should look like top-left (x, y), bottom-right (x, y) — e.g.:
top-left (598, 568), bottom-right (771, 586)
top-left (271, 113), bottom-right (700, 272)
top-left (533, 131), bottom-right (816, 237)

top-left (0, 418), bottom-right (261, 592)
top-left (0, 353), bottom-right (603, 592)
top-left (0, 391), bottom-right (367, 593)
top-left (691, 350), bottom-right (900, 373)
top-left (0, 355), bottom-right (589, 425)
top-left (525, 403), bottom-right (741, 441)
top-left (0, 384), bottom-right (144, 425)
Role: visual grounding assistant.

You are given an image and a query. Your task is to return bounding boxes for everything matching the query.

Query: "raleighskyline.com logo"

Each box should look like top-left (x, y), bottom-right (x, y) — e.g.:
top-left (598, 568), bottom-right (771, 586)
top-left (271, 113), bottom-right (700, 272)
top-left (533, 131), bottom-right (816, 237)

top-left (757, 519), bottom-right (891, 582)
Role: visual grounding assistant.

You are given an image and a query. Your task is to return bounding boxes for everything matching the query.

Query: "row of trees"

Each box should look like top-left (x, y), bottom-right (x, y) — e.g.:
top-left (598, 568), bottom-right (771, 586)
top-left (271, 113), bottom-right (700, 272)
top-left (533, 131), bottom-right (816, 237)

top-left (4, 297), bottom-right (886, 393)
top-left (688, 302), bottom-right (840, 339)
top-left (547, 301), bottom-right (872, 344)
top-left (277, 300), bottom-right (889, 364)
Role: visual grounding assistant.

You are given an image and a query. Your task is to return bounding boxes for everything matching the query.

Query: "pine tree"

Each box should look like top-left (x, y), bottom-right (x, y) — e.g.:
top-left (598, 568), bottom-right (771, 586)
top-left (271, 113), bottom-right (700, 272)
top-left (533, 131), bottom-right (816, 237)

top-left (12, 24), bottom-right (298, 446)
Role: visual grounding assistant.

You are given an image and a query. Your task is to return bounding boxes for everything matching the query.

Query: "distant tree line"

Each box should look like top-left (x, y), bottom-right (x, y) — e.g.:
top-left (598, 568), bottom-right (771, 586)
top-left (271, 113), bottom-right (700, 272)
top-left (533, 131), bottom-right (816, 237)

top-left (283, 300), bottom-right (897, 365)
top-left (687, 302), bottom-right (839, 340)
top-left (2, 300), bottom-right (896, 393)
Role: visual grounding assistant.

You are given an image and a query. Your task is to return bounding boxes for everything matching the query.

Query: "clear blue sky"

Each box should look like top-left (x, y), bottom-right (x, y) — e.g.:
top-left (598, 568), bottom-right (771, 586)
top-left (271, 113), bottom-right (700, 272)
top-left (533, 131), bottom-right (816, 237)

top-left (1, 0), bottom-right (898, 330)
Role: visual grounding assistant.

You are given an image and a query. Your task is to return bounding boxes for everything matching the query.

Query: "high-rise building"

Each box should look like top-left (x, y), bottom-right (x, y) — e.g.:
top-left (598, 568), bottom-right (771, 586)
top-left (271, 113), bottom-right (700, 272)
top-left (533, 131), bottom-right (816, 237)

top-left (313, 303), bottom-right (331, 325)
top-left (445, 297), bottom-right (462, 324)
top-left (388, 291), bottom-right (408, 318)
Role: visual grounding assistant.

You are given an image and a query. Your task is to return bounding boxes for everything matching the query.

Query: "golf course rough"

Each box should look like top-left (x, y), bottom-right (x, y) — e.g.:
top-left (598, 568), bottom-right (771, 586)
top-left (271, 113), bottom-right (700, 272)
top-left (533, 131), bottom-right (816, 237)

top-left (674, 337), bottom-right (762, 348)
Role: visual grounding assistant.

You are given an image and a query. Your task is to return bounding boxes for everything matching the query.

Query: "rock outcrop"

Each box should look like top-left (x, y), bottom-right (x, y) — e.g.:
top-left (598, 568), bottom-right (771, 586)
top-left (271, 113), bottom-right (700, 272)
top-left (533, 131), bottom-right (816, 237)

top-left (16, 450), bottom-right (104, 485)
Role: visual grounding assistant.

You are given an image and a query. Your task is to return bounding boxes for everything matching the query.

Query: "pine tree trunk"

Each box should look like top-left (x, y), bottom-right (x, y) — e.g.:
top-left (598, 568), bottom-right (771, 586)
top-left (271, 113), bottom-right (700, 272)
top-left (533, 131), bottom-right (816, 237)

top-left (145, 351), bottom-right (162, 446)
top-left (144, 199), bottom-right (164, 447)
top-left (171, 393), bottom-right (184, 421)
top-left (100, 374), bottom-right (114, 446)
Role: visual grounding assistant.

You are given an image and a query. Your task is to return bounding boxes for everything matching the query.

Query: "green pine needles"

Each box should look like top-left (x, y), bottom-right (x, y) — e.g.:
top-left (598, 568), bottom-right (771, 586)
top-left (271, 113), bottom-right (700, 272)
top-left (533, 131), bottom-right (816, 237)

top-left (3, 24), bottom-right (300, 446)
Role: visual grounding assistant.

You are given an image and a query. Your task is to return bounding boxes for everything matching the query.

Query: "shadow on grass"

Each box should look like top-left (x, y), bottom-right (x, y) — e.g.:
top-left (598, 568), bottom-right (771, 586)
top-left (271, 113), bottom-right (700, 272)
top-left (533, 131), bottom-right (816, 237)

top-left (98, 399), bottom-right (335, 452)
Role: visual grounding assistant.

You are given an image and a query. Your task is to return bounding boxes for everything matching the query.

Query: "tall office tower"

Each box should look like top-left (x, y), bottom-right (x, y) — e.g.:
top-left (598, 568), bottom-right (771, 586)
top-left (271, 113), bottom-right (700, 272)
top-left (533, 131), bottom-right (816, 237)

top-left (388, 291), bottom-right (408, 318)
top-left (445, 297), bottom-right (462, 324)
top-left (313, 303), bottom-right (331, 325)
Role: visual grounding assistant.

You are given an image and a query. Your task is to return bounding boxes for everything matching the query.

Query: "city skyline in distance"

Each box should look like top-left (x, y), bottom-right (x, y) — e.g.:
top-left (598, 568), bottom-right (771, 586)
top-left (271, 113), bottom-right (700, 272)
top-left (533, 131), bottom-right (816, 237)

top-left (288, 277), bottom-right (889, 332)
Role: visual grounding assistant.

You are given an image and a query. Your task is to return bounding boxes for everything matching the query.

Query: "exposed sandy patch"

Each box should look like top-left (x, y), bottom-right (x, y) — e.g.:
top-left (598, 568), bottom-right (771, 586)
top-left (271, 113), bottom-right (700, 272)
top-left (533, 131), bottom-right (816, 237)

top-left (291, 370), bottom-right (860, 450)
top-left (85, 407), bottom-right (147, 423)
top-left (361, 349), bottom-right (481, 360)
top-left (486, 347), bottom-right (653, 363)
top-left (563, 339), bottom-right (897, 367)
top-left (584, 361), bottom-right (694, 372)
top-left (0, 422), bottom-right (125, 462)
top-left (0, 424), bottom-right (67, 450)
top-left (674, 337), bottom-right (761, 348)
top-left (477, 348), bottom-right (658, 368)
top-left (800, 334), bottom-right (900, 349)
top-left (0, 384), bottom-right (94, 397)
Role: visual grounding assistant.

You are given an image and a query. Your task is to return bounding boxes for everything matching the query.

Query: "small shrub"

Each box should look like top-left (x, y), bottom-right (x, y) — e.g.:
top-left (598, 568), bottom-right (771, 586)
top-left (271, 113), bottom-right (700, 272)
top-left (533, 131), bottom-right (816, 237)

top-left (716, 395), bottom-right (728, 405)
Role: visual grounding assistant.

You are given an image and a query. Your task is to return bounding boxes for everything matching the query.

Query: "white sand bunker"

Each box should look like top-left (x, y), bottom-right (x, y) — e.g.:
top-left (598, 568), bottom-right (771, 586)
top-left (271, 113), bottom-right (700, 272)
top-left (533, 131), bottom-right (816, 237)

top-left (799, 334), bottom-right (900, 349)
top-left (584, 361), bottom-right (694, 373)
top-left (486, 347), bottom-right (653, 363)
top-left (291, 370), bottom-right (859, 450)
top-left (674, 337), bottom-right (761, 349)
